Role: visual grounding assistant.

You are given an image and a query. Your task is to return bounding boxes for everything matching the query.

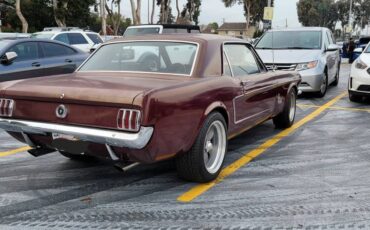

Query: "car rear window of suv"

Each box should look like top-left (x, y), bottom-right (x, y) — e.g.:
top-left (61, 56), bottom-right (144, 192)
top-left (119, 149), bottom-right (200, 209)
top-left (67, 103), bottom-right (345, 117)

top-left (86, 33), bottom-right (103, 44)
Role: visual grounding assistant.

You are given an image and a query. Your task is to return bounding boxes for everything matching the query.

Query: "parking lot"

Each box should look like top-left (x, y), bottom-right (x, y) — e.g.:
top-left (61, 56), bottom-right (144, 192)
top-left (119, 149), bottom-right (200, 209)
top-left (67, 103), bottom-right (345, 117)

top-left (1, 63), bottom-right (370, 229)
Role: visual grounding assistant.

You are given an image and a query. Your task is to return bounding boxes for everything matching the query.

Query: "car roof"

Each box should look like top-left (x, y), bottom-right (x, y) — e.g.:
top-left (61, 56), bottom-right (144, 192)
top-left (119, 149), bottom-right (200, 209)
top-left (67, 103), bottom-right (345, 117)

top-left (107, 33), bottom-right (244, 44)
top-left (128, 24), bottom-right (200, 30)
top-left (0, 38), bottom-right (83, 52)
top-left (268, 27), bottom-right (328, 32)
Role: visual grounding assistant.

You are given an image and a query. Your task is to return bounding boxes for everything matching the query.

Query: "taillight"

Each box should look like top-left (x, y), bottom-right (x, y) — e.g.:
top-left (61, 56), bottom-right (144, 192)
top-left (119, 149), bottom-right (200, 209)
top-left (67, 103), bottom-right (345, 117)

top-left (117, 109), bottom-right (141, 132)
top-left (0, 99), bottom-right (14, 117)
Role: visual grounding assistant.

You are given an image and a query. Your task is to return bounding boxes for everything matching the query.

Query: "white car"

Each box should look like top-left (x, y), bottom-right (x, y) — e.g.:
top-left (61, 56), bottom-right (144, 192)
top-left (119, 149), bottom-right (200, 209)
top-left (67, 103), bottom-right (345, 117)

top-left (348, 43), bottom-right (370, 102)
top-left (31, 28), bottom-right (103, 53)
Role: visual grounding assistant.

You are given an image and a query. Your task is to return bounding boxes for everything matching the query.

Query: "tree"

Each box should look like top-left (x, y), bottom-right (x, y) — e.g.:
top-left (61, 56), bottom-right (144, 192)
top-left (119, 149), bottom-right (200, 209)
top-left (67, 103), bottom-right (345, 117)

top-left (180, 0), bottom-right (201, 25)
top-left (52, 0), bottom-right (67, 27)
top-left (297, 0), bottom-right (337, 31)
top-left (150, 0), bottom-right (155, 24)
top-left (129, 0), bottom-right (141, 25)
top-left (15, 0), bottom-right (27, 32)
top-left (52, 0), bottom-right (96, 28)
top-left (222, 0), bottom-right (267, 31)
top-left (105, 0), bottom-right (121, 35)
top-left (157, 0), bottom-right (171, 23)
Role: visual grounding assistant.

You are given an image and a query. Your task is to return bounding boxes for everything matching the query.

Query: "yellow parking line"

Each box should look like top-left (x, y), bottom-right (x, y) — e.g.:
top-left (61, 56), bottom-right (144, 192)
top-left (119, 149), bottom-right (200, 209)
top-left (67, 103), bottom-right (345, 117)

top-left (0, 146), bottom-right (31, 157)
top-left (298, 104), bottom-right (370, 113)
top-left (177, 92), bottom-right (347, 202)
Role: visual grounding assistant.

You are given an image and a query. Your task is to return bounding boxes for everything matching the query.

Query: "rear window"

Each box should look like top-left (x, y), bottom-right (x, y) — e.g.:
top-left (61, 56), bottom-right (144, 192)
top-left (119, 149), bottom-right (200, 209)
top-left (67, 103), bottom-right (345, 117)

top-left (124, 27), bottom-right (161, 36)
top-left (68, 33), bottom-right (88, 45)
top-left (86, 33), bottom-right (103, 44)
top-left (79, 41), bottom-right (198, 75)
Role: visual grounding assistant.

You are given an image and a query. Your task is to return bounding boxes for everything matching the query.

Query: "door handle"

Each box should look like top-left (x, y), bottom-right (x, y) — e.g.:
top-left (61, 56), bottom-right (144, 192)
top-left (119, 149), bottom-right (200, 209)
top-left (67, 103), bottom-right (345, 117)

top-left (65, 59), bottom-right (73, 63)
top-left (31, 62), bottom-right (40, 67)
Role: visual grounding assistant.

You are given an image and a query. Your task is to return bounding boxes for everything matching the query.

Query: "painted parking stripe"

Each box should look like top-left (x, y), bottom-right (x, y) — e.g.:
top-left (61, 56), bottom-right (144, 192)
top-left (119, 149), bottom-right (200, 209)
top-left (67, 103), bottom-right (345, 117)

top-left (177, 92), bottom-right (347, 202)
top-left (299, 104), bottom-right (370, 113)
top-left (0, 146), bottom-right (31, 157)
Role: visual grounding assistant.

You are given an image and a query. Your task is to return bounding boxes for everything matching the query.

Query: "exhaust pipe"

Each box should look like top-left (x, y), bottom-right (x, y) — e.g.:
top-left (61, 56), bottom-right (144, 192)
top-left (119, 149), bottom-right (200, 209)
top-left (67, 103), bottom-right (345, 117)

top-left (114, 162), bottom-right (140, 173)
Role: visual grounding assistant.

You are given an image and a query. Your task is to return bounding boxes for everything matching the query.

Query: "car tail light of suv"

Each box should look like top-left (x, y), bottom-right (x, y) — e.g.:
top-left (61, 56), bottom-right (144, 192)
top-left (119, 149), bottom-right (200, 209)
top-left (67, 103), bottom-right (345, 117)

top-left (0, 99), bottom-right (14, 117)
top-left (117, 109), bottom-right (141, 132)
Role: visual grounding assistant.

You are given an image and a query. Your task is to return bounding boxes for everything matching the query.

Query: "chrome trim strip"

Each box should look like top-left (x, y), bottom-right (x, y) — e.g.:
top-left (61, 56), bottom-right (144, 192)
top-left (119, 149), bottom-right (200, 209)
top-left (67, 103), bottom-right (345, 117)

top-left (77, 40), bottom-right (200, 77)
top-left (0, 119), bottom-right (153, 150)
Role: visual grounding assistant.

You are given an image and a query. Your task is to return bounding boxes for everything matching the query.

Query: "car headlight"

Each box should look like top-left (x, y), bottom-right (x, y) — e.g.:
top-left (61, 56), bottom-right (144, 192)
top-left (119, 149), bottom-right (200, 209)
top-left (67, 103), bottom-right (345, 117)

top-left (296, 61), bottom-right (318, 71)
top-left (355, 59), bottom-right (367, 69)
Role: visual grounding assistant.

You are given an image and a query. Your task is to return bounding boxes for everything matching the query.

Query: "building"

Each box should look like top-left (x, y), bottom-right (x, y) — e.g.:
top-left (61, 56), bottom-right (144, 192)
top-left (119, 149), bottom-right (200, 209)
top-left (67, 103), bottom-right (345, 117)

top-left (217, 22), bottom-right (256, 39)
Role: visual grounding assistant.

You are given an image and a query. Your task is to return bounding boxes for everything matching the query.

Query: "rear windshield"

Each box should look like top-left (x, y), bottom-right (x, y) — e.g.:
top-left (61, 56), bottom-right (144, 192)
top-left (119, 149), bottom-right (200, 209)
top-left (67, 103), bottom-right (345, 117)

top-left (79, 41), bottom-right (198, 76)
top-left (256, 31), bottom-right (322, 50)
top-left (87, 33), bottom-right (103, 44)
top-left (124, 27), bottom-right (161, 36)
top-left (31, 33), bottom-right (55, 39)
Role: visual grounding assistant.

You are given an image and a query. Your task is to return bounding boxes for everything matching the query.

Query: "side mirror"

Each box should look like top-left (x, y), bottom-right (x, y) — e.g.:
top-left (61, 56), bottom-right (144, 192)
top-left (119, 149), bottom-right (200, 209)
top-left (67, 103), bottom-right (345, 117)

top-left (326, 44), bottom-right (339, 52)
top-left (354, 47), bottom-right (363, 53)
top-left (1, 52), bottom-right (18, 64)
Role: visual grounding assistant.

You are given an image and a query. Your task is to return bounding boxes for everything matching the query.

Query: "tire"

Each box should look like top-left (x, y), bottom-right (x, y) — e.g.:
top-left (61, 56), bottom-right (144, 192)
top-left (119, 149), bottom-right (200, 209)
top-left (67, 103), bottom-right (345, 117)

top-left (316, 70), bottom-right (328, 98)
top-left (176, 112), bottom-right (227, 183)
top-left (273, 87), bottom-right (297, 129)
top-left (331, 66), bottom-right (340, 86)
top-left (349, 91), bottom-right (362, 102)
top-left (59, 151), bottom-right (95, 161)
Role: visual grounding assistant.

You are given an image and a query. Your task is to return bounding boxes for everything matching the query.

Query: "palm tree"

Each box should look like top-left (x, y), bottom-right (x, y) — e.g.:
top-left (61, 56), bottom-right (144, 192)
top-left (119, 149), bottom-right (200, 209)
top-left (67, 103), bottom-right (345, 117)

top-left (15, 0), bottom-right (28, 32)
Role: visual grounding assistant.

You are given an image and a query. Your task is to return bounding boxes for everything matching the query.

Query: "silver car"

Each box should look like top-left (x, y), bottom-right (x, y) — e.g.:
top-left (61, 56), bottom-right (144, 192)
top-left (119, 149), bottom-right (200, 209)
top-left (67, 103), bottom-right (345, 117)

top-left (255, 27), bottom-right (341, 97)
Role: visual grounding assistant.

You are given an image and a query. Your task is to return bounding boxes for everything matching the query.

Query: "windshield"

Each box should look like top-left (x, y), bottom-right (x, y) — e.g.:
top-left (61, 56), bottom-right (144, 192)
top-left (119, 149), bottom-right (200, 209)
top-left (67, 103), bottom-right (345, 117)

top-left (31, 33), bottom-right (54, 39)
top-left (256, 31), bottom-right (322, 50)
top-left (0, 40), bottom-right (11, 49)
top-left (124, 27), bottom-right (161, 36)
top-left (79, 41), bottom-right (198, 75)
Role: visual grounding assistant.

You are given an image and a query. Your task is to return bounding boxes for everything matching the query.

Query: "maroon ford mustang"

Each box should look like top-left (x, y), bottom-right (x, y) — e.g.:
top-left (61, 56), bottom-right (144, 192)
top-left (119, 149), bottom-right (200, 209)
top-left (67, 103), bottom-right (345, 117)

top-left (0, 34), bottom-right (300, 182)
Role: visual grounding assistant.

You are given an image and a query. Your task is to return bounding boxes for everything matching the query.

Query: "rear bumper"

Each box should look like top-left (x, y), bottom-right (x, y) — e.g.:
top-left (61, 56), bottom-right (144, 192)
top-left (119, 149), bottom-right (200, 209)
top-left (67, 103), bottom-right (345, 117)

top-left (0, 118), bottom-right (153, 149)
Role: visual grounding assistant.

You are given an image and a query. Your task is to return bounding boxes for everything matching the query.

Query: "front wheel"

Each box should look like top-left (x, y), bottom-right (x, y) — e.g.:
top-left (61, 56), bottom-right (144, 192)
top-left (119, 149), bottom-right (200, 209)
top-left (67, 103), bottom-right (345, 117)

top-left (176, 112), bottom-right (227, 182)
top-left (331, 66), bottom-right (340, 86)
top-left (316, 71), bottom-right (328, 98)
top-left (273, 88), bottom-right (297, 129)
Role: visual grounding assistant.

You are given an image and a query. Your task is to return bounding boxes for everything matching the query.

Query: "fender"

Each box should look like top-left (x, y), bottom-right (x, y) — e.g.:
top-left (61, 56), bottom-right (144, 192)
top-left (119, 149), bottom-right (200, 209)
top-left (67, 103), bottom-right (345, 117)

top-left (203, 101), bottom-right (230, 127)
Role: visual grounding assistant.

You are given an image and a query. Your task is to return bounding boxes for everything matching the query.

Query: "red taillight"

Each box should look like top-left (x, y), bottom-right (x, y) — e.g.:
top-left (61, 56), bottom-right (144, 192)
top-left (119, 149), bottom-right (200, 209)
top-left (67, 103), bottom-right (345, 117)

top-left (117, 109), bottom-right (141, 132)
top-left (0, 99), bottom-right (14, 117)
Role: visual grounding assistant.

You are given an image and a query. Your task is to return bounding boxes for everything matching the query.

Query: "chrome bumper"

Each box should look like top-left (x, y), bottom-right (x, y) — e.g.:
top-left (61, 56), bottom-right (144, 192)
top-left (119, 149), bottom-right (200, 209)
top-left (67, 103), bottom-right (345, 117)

top-left (0, 118), bottom-right (153, 149)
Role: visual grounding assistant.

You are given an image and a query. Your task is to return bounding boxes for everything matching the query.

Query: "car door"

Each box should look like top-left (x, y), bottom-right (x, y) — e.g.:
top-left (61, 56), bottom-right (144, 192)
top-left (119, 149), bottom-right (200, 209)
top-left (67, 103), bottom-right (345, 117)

top-left (39, 42), bottom-right (79, 76)
top-left (0, 41), bottom-right (43, 82)
top-left (324, 31), bottom-right (337, 81)
top-left (224, 43), bottom-right (276, 126)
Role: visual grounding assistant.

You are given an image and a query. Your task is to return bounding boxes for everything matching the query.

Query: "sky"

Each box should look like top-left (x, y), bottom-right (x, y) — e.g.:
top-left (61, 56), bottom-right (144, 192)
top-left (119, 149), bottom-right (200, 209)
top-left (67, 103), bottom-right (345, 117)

top-left (119, 0), bottom-right (301, 27)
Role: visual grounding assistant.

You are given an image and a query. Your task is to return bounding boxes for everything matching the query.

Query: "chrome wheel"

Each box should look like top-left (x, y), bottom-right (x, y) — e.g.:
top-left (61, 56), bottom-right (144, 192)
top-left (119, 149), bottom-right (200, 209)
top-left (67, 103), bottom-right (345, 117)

top-left (203, 120), bottom-right (226, 174)
top-left (289, 91), bottom-right (296, 122)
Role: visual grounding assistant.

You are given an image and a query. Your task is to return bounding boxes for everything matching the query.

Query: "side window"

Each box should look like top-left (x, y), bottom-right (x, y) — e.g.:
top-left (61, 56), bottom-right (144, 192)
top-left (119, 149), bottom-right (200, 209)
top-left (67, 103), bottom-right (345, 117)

top-left (223, 52), bottom-right (232, 76)
top-left (54, 34), bottom-right (70, 44)
top-left (41, 42), bottom-right (76, 57)
top-left (323, 32), bottom-right (329, 49)
top-left (68, 33), bottom-right (88, 45)
top-left (326, 31), bottom-right (333, 45)
top-left (7, 42), bottom-right (39, 62)
top-left (224, 44), bottom-right (260, 77)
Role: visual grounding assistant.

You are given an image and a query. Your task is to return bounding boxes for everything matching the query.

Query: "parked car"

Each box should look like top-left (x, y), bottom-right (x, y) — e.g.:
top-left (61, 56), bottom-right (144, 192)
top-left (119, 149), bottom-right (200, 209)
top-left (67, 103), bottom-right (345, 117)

top-left (31, 27), bottom-right (103, 53)
top-left (348, 42), bottom-right (370, 102)
top-left (0, 34), bottom-right (300, 182)
top-left (255, 27), bottom-right (341, 97)
top-left (0, 39), bottom-right (88, 82)
top-left (0, 33), bottom-right (30, 39)
top-left (124, 24), bottom-right (200, 36)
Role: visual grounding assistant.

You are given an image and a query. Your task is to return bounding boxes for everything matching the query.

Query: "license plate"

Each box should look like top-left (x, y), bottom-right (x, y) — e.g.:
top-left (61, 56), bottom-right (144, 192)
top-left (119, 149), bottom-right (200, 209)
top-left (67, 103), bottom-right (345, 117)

top-left (52, 133), bottom-right (79, 141)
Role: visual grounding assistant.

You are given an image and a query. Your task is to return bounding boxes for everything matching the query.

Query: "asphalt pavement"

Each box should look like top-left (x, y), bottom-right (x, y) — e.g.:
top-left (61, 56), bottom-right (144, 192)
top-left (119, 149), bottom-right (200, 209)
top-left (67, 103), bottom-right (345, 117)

top-left (1, 64), bottom-right (370, 229)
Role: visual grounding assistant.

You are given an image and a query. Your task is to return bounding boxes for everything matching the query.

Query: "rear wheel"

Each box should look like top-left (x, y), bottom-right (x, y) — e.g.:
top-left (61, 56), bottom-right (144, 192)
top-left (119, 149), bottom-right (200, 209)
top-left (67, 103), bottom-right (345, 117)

top-left (176, 112), bottom-right (227, 182)
top-left (273, 88), bottom-right (297, 129)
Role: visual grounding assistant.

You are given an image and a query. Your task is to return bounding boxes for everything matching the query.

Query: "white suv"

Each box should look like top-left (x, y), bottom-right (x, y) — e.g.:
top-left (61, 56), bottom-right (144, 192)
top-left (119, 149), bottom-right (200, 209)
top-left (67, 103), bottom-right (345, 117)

top-left (32, 28), bottom-right (103, 53)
